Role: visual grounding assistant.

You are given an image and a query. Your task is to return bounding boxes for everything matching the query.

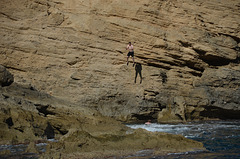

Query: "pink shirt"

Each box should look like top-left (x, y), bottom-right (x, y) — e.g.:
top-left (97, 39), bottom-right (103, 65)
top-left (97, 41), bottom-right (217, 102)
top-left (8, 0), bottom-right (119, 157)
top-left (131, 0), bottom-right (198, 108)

top-left (127, 44), bottom-right (134, 52)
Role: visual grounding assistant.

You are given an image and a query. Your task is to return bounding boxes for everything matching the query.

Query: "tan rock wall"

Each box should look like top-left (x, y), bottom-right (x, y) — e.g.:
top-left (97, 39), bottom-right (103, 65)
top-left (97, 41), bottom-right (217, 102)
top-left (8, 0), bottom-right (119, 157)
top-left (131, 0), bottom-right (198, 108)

top-left (0, 0), bottom-right (240, 122)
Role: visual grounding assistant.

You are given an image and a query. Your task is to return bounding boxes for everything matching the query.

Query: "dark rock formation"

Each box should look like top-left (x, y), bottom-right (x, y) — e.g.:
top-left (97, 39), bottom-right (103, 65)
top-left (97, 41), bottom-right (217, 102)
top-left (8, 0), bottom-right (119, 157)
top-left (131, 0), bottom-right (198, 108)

top-left (0, 65), bottom-right (14, 87)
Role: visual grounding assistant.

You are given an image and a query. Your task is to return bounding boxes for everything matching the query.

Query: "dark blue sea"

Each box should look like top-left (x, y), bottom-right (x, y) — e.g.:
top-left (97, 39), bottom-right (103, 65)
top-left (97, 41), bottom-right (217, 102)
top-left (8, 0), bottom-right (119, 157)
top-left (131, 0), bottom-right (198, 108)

top-left (127, 120), bottom-right (240, 159)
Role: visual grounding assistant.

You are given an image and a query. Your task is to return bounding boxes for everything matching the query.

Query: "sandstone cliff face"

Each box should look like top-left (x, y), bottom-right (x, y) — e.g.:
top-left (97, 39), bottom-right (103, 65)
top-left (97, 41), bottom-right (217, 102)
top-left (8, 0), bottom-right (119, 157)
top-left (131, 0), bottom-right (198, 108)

top-left (0, 0), bottom-right (240, 122)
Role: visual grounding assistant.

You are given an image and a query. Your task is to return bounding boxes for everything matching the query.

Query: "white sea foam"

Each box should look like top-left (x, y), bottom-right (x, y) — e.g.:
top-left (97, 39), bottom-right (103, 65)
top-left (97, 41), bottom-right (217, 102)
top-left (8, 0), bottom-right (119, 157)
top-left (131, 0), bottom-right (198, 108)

top-left (126, 120), bottom-right (240, 139)
top-left (36, 143), bottom-right (47, 146)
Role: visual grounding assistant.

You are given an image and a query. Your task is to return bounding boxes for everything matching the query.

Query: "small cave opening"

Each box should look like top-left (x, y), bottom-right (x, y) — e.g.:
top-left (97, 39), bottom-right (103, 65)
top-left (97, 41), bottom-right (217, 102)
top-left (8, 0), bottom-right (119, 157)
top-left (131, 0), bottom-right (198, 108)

top-left (132, 113), bottom-right (156, 123)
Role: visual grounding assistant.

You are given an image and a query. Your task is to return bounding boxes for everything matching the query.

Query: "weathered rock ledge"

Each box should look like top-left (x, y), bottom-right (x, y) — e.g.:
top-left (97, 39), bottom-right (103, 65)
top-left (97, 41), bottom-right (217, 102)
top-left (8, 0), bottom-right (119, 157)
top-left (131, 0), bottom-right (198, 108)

top-left (0, 80), bottom-right (204, 158)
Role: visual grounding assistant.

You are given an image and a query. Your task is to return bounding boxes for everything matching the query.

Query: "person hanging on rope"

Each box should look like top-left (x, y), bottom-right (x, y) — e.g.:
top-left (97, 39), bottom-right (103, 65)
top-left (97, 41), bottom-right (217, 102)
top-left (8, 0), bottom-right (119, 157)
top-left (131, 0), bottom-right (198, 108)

top-left (126, 42), bottom-right (135, 66)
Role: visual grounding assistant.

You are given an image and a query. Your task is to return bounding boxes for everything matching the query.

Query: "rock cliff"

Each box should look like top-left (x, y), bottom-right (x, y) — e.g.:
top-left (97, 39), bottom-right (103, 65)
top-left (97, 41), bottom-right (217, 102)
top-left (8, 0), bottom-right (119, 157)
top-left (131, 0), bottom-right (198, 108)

top-left (0, 0), bottom-right (240, 123)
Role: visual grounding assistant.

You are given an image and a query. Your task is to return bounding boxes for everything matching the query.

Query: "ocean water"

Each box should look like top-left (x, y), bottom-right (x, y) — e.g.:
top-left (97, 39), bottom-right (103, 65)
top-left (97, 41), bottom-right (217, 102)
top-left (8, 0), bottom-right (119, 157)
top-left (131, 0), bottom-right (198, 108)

top-left (1, 121), bottom-right (239, 158)
top-left (126, 120), bottom-right (240, 159)
top-left (0, 142), bottom-right (48, 159)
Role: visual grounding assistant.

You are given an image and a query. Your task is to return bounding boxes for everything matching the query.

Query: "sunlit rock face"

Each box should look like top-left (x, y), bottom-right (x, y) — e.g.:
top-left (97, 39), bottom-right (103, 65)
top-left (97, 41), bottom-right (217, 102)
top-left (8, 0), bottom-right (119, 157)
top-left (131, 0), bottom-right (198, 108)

top-left (0, 0), bottom-right (240, 122)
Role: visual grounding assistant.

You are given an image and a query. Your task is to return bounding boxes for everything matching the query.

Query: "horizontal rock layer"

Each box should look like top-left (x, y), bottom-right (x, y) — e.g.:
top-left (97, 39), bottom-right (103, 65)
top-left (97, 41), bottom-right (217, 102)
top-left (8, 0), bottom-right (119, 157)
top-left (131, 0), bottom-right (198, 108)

top-left (0, 0), bottom-right (240, 123)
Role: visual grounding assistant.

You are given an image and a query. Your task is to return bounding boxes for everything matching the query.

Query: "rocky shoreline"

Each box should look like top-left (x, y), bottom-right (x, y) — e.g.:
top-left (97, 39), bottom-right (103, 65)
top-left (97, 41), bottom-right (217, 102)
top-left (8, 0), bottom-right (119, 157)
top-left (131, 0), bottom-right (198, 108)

top-left (0, 68), bottom-right (204, 158)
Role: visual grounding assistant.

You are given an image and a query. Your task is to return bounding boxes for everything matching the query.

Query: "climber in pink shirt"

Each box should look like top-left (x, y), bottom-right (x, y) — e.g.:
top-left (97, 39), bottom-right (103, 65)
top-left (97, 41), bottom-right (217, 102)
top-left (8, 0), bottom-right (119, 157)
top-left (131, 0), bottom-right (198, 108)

top-left (126, 42), bottom-right (135, 66)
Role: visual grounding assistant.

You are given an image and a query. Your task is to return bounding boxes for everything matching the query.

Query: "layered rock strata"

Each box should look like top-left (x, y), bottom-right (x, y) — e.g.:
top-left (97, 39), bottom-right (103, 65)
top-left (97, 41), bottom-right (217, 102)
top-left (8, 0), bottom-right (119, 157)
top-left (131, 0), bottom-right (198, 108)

top-left (0, 0), bottom-right (239, 123)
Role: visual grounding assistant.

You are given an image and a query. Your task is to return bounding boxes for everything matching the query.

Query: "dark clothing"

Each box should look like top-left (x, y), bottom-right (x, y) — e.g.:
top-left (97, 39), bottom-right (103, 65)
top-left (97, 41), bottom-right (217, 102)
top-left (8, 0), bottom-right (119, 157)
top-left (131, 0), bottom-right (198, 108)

top-left (127, 51), bottom-right (134, 57)
top-left (135, 63), bottom-right (142, 71)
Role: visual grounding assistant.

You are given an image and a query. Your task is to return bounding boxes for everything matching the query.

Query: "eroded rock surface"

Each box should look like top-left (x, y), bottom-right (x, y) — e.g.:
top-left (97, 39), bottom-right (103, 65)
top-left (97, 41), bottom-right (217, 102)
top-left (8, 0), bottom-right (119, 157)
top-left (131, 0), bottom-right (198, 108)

top-left (0, 0), bottom-right (239, 123)
top-left (0, 84), bottom-right (204, 158)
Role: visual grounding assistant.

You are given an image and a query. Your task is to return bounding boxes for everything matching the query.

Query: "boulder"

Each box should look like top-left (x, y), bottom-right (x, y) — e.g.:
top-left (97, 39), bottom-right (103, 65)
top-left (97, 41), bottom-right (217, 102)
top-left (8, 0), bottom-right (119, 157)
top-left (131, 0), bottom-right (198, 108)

top-left (0, 65), bottom-right (14, 87)
top-left (158, 96), bottom-right (187, 123)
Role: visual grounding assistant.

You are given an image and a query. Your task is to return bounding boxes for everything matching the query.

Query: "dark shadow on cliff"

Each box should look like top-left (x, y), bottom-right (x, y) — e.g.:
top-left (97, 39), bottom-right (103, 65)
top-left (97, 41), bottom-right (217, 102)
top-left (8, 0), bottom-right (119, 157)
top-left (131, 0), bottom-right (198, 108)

top-left (44, 122), bottom-right (55, 139)
top-left (134, 63), bottom-right (142, 84)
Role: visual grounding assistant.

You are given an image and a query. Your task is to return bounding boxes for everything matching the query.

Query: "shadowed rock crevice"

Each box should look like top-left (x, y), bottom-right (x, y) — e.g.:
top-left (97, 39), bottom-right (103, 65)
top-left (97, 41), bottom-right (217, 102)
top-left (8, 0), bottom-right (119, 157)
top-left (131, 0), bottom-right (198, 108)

top-left (132, 113), bottom-right (155, 121)
top-left (199, 54), bottom-right (232, 66)
top-left (147, 62), bottom-right (172, 70)
top-left (193, 48), bottom-right (207, 56)
top-left (185, 62), bottom-right (205, 76)
top-left (44, 122), bottom-right (55, 139)
top-left (35, 104), bottom-right (56, 117)
top-left (5, 117), bottom-right (14, 128)
top-left (5, 66), bottom-right (27, 72)
top-left (0, 12), bottom-right (18, 21)
top-left (219, 33), bottom-right (240, 44)
top-left (179, 40), bottom-right (192, 48)
top-left (200, 106), bottom-right (240, 120)
top-left (193, 48), bottom-right (238, 66)
top-left (52, 125), bottom-right (69, 136)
